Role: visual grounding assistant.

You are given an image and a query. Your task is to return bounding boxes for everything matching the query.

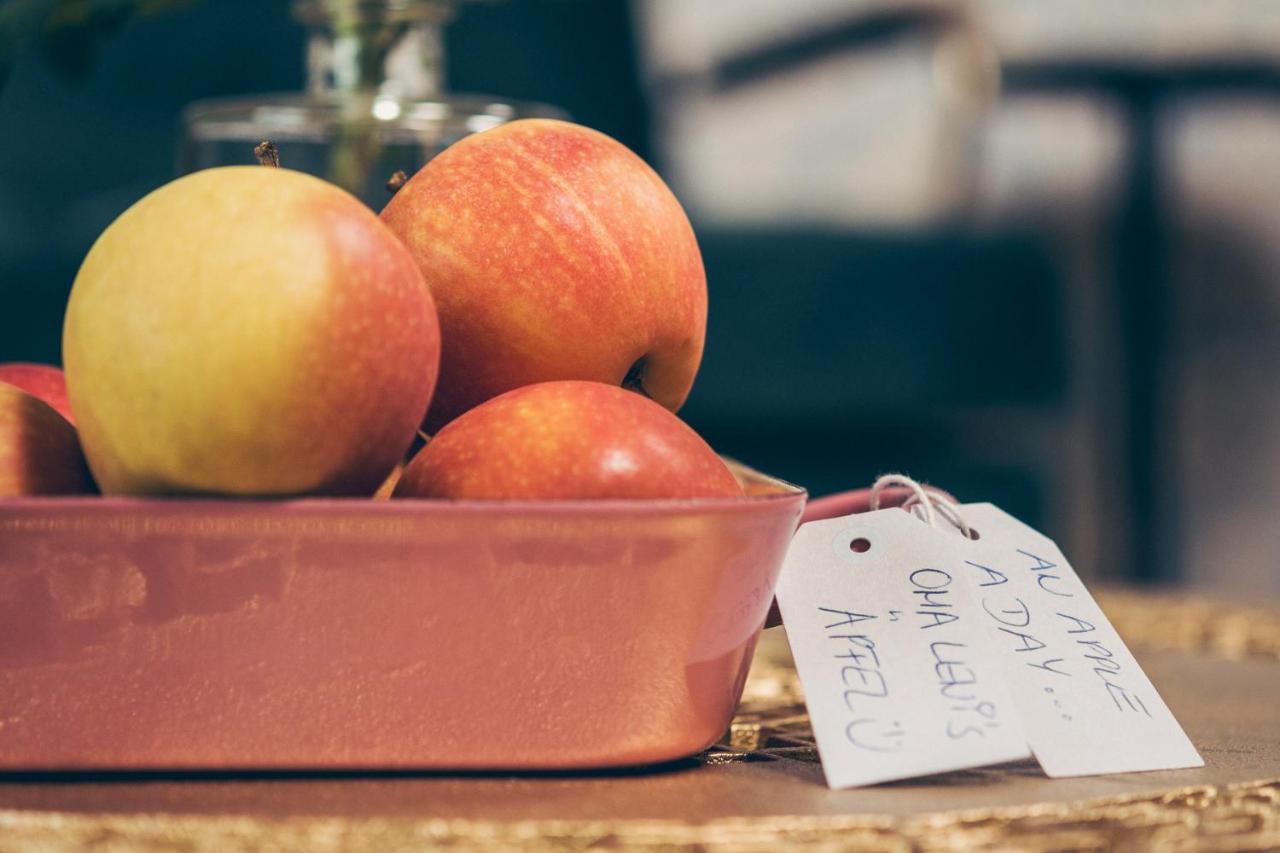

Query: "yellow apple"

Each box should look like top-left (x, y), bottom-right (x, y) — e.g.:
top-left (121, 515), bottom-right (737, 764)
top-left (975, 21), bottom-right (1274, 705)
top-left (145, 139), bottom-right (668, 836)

top-left (64, 167), bottom-right (440, 497)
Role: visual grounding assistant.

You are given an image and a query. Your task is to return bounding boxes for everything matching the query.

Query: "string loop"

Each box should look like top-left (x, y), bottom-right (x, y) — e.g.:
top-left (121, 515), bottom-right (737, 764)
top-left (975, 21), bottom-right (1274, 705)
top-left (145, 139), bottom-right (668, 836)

top-left (869, 473), bottom-right (935, 527)
top-left (869, 472), bottom-right (972, 538)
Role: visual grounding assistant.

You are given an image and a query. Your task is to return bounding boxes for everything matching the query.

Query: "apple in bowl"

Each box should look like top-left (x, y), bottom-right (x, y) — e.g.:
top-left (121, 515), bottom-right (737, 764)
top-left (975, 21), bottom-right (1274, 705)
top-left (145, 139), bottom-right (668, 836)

top-left (394, 381), bottom-right (740, 500)
top-left (382, 119), bottom-right (706, 430)
top-left (0, 363), bottom-right (73, 424)
top-left (0, 382), bottom-right (93, 497)
top-left (63, 166), bottom-right (441, 497)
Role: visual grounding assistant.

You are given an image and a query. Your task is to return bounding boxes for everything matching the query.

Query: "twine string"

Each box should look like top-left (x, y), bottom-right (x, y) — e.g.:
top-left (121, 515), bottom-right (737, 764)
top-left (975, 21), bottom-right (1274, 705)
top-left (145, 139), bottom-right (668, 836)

top-left (869, 472), bottom-right (972, 538)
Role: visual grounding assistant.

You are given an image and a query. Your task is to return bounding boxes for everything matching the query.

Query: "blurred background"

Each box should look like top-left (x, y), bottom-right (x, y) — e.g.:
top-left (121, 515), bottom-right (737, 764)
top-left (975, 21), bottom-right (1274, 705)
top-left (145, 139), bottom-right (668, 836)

top-left (1, 0), bottom-right (1278, 597)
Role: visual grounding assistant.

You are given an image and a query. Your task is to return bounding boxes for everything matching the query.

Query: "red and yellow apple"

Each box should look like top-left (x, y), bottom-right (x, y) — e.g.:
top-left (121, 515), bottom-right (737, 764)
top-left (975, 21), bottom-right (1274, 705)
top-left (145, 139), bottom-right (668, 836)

top-left (381, 118), bottom-right (706, 431)
top-left (393, 381), bottom-right (741, 500)
top-left (63, 166), bottom-right (440, 497)
top-left (0, 363), bottom-right (73, 424)
top-left (0, 382), bottom-right (93, 496)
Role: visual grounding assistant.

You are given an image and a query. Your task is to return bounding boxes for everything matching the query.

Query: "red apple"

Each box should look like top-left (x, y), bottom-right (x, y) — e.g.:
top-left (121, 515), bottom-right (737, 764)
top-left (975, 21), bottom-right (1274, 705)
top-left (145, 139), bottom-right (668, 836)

top-left (0, 382), bottom-right (93, 496)
top-left (63, 166), bottom-right (440, 497)
top-left (0, 363), bottom-right (73, 424)
top-left (393, 381), bottom-right (741, 500)
top-left (381, 118), bottom-right (706, 431)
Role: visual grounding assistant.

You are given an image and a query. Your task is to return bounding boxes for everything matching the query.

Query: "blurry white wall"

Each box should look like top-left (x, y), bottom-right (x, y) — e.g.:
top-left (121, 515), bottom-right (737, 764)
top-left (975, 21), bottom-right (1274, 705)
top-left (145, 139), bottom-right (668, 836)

top-left (633, 0), bottom-right (1280, 596)
top-left (635, 0), bottom-right (995, 227)
top-left (1167, 99), bottom-right (1280, 597)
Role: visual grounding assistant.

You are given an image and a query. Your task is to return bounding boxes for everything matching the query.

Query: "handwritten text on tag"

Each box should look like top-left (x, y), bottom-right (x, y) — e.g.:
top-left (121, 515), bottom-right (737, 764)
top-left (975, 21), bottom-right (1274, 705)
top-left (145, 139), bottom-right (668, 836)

top-left (775, 509), bottom-right (1032, 788)
top-left (953, 504), bottom-right (1203, 777)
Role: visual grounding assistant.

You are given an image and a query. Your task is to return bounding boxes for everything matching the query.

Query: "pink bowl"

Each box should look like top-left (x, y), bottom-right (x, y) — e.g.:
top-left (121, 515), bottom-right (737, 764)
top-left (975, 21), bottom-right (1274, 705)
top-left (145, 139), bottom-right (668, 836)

top-left (0, 466), bottom-right (806, 770)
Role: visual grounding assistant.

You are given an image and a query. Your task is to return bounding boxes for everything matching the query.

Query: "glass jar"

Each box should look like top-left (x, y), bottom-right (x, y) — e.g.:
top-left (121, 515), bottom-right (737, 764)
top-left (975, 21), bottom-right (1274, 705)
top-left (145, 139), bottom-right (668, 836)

top-left (180, 0), bottom-right (562, 206)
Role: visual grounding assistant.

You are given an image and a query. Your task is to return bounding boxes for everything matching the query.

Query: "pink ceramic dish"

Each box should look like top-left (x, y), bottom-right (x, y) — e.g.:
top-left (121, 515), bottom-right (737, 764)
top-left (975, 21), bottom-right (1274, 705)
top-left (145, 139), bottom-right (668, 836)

top-left (0, 466), bottom-right (810, 771)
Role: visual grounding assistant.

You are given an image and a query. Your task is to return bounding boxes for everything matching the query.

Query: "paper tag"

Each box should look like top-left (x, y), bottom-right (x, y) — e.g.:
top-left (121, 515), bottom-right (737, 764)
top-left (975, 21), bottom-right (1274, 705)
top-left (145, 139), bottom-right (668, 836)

top-left (952, 503), bottom-right (1203, 777)
top-left (774, 509), bottom-right (1032, 788)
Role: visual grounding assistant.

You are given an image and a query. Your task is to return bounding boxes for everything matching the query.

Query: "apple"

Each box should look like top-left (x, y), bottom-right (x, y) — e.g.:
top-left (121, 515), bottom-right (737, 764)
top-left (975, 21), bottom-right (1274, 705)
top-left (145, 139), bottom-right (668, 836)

top-left (0, 382), bottom-right (93, 496)
top-left (63, 166), bottom-right (440, 497)
top-left (381, 118), bottom-right (706, 431)
top-left (0, 363), bottom-right (73, 424)
top-left (393, 381), bottom-right (741, 500)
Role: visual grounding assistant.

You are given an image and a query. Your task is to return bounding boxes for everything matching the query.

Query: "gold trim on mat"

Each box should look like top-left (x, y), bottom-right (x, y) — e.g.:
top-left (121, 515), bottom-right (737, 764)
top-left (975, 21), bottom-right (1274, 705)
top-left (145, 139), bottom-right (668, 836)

top-left (1, 779), bottom-right (1277, 851)
top-left (1095, 589), bottom-right (1280, 662)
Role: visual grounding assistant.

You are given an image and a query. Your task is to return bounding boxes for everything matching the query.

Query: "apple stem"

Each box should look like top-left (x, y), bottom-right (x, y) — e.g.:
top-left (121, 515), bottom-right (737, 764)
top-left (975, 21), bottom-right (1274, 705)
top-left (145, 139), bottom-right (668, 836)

top-left (386, 170), bottom-right (409, 195)
top-left (623, 358), bottom-right (652, 398)
top-left (254, 141), bottom-right (281, 168)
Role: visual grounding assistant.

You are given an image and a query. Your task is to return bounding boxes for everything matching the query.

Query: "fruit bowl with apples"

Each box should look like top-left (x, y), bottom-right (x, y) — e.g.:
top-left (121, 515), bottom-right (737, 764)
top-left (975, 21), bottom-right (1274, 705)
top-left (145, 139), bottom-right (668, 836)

top-left (0, 120), bottom-right (868, 770)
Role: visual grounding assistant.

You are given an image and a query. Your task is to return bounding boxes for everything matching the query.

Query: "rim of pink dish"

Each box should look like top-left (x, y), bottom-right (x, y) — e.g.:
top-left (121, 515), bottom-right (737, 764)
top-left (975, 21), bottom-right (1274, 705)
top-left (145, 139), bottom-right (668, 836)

top-left (0, 459), bottom-right (807, 514)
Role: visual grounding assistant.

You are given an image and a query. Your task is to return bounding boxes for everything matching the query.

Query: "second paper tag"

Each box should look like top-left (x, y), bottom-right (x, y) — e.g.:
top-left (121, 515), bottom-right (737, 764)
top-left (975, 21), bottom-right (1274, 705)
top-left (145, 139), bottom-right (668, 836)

top-left (952, 503), bottom-right (1203, 777)
top-left (774, 508), bottom-right (1032, 788)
